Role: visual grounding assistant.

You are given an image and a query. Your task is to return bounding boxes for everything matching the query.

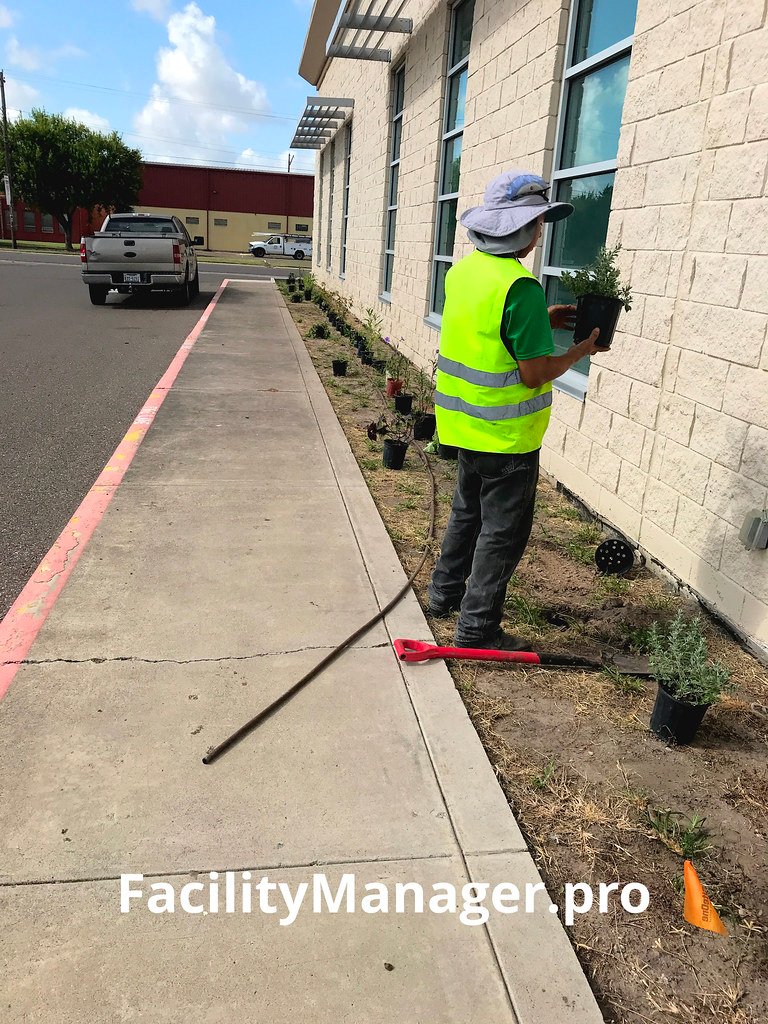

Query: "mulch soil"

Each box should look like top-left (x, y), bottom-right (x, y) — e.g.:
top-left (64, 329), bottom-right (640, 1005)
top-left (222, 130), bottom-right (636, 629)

top-left (281, 283), bottom-right (768, 1024)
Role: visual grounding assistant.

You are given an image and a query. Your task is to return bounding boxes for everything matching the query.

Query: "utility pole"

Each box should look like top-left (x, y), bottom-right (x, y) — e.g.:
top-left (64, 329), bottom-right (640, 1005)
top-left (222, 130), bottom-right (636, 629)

top-left (0, 69), bottom-right (17, 249)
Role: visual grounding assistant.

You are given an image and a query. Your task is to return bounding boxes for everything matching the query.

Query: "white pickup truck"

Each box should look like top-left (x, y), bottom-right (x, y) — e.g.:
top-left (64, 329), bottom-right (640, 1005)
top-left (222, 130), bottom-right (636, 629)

top-left (81, 213), bottom-right (203, 305)
top-left (248, 233), bottom-right (312, 260)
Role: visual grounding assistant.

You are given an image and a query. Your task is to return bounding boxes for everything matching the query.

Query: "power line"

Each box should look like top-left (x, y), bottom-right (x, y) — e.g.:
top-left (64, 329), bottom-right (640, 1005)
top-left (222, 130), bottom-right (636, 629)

top-left (8, 70), bottom-right (304, 123)
top-left (12, 108), bottom-right (316, 168)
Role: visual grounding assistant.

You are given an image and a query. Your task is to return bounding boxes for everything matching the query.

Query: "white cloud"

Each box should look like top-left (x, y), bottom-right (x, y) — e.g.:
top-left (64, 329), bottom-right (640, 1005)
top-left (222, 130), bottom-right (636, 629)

top-left (5, 35), bottom-right (87, 71)
top-left (131, 0), bottom-right (172, 20)
top-left (0, 4), bottom-right (15, 29)
top-left (2, 73), bottom-right (39, 120)
top-left (6, 35), bottom-right (39, 70)
top-left (64, 107), bottom-right (111, 132)
top-left (133, 2), bottom-right (271, 165)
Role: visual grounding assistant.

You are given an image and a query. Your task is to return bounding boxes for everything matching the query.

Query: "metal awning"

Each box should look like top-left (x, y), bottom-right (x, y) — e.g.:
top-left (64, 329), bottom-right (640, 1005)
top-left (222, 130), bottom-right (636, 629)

top-left (290, 97), bottom-right (354, 150)
top-left (299, 1), bottom-right (412, 87)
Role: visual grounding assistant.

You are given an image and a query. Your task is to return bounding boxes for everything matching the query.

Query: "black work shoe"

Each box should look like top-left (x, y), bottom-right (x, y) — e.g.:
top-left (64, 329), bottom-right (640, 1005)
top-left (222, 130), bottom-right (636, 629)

top-left (454, 629), bottom-right (530, 652)
top-left (426, 598), bottom-right (463, 618)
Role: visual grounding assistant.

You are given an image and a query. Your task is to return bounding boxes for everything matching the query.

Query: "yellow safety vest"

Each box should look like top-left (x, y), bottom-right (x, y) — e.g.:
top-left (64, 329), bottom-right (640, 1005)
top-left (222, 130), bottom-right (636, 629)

top-left (435, 250), bottom-right (553, 454)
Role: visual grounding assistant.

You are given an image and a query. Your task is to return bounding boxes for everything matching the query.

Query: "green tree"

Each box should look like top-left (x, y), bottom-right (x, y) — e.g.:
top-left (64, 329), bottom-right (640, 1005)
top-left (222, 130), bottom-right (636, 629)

top-left (9, 110), bottom-right (143, 250)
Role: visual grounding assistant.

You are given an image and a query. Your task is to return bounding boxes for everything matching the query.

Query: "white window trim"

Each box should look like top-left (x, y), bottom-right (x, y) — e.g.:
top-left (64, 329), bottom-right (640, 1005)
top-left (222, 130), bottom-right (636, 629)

top-left (542, 1), bottom-right (635, 399)
top-left (382, 63), bottom-right (405, 300)
top-left (340, 122), bottom-right (352, 278)
top-left (316, 150), bottom-right (324, 266)
top-left (326, 140), bottom-right (335, 271)
top-left (428, 0), bottom-right (474, 319)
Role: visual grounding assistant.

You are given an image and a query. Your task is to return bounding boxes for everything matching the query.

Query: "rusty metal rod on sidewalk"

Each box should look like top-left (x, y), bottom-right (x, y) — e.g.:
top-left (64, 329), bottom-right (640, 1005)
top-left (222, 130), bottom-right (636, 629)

top-left (202, 444), bottom-right (438, 765)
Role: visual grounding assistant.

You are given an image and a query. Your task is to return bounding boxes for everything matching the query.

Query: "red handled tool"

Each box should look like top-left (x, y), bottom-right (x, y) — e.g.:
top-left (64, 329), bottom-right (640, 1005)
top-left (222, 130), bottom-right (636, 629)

top-left (394, 638), bottom-right (652, 676)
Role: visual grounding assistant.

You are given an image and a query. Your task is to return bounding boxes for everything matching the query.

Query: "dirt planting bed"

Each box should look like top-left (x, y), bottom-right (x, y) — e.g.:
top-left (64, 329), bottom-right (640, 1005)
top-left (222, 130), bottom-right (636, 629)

top-left (280, 284), bottom-right (768, 1024)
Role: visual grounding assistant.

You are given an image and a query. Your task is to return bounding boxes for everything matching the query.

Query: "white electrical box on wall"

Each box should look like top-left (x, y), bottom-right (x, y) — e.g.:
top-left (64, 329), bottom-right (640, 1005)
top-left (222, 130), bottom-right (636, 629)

top-left (740, 509), bottom-right (768, 551)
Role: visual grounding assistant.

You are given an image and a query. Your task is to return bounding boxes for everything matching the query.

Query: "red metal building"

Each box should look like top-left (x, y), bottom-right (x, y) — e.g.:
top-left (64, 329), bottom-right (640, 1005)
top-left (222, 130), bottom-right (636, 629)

top-left (1, 162), bottom-right (314, 251)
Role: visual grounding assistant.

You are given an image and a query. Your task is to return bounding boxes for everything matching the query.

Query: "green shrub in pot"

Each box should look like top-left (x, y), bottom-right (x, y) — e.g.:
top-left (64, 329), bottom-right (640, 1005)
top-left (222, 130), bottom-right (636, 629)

top-left (560, 244), bottom-right (632, 350)
top-left (646, 613), bottom-right (733, 744)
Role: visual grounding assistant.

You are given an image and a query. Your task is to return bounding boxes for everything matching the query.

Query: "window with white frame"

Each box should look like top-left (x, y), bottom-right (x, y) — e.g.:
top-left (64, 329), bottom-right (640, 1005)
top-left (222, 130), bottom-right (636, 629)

top-left (326, 138), bottom-right (335, 270)
top-left (429, 0), bottom-right (475, 319)
top-left (316, 151), bottom-right (324, 266)
top-left (340, 122), bottom-right (352, 276)
top-left (543, 0), bottom-right (637, 383)
top-left (383, 64), bottom-right (405, 298)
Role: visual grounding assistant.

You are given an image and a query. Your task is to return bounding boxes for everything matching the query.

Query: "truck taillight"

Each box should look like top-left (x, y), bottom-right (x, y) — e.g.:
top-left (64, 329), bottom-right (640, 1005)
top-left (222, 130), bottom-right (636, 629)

top-left (172, 242), bottom-right (181, 266)
top-left (80, 241), bottom-right (86, 263)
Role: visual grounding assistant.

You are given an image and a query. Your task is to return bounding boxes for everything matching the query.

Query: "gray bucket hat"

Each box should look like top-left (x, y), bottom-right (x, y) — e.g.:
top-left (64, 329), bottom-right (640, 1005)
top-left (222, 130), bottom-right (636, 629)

top-left (460, 170), bottom-right (574, 237)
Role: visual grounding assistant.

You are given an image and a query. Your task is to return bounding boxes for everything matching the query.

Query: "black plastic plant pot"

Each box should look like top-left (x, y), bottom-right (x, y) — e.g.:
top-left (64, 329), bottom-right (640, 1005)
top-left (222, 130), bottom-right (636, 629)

top-left (574, 294), bottom-right (624, 350)
top-left (439, 443), bottom-right (458, 460)
top-left (361, 352), bottom-right (374, 366)
top-left (372, 359), bottom-right (387, 373)
top-left (332, 359), bottom-right (348, 377)
top-left (413, 413), bottom-right (436, 441)
top-left (383, 439), bottom-right (408, 470)
top-left (395, 394), bottom-right (413, 415)
top-left (650, 683), bottom-right (711, 745)
top-left (304, 290), bottom-right (313, 300)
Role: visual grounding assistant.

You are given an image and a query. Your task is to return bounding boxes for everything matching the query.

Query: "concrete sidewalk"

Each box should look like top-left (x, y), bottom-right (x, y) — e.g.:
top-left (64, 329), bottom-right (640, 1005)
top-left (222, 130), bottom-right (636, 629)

top-left (0, 283), bottom-right (603, 1023)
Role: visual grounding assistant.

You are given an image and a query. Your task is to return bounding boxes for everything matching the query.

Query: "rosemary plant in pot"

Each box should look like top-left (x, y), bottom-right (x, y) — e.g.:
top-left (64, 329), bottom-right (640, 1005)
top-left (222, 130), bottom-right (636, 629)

top-left (560, 244), bottom-right (632, 350)
top-left (646, 613), bottom-right (733, 745)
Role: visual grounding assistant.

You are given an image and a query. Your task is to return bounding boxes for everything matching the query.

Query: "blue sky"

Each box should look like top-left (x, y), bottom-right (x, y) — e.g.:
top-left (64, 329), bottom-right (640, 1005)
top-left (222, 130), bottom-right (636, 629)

top-left (1, 0), bottom-right (317, 173)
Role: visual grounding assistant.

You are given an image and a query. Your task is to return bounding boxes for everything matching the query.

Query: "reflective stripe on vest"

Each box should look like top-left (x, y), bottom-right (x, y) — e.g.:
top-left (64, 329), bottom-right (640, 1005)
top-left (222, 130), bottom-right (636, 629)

top-left (437, 354), bottom-right (521, 389)
top-left (435, 250), bottom-right (553, 455)
top-left (435, 390), bottom-right (552, 421)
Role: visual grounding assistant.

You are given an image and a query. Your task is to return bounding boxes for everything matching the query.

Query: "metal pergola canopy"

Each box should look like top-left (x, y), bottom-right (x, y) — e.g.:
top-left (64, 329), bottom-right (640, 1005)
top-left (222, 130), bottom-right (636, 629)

top-left (299, 0), bottom-right (412, 86)
top-left (290, 96), bottom-right (354, 151)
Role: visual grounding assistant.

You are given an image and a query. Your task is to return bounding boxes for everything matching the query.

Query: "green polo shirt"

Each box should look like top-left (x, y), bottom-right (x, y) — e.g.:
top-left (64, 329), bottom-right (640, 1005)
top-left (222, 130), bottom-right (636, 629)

top-left (501, 277), bottom-right (554, 363)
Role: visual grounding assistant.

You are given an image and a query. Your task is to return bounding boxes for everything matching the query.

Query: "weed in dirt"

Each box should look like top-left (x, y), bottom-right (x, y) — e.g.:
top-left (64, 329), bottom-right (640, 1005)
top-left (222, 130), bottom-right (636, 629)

top-left (532, 758), bottom-right (557, 791)
top-left (548, 503), bottom-right (582, 522)
top-left (360, 457), bottom-right (380, 472)
top-left (597, 575), bottom-right (631, 597)
top-left (563, 539), bottom-right (596, 565)
top-left (437, 491), bottom-right (453, 505)
top-left (575, 523), bottom-right (603, 545)
top-left (603, 664), bottom-right (646, 695)
top-left (646, 807), bottom-right (713, 858)
top-left (506, 593), bottom-right (546, 630)
top-left (395, 499), bottom-right (417, 512)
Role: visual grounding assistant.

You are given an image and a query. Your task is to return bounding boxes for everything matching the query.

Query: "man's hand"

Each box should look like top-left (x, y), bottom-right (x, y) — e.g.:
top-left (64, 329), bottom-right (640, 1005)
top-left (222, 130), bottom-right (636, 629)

top-left (548, 303), bottom-right (577, 331)
top-left (518, 329), bottom-right (604, 389)
top-left (576, 328), bottom-right (603, 356)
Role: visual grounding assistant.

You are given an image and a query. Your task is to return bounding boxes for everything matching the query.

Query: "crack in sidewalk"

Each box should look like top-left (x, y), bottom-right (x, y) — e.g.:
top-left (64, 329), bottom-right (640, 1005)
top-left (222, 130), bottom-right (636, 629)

top-left (8, 641), bottom-right (391, 668)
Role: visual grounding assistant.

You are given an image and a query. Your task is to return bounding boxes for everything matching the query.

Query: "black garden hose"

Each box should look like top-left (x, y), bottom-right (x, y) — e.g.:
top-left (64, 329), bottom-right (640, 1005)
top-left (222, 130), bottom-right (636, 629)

top-left (203, 443), bottom-right (438, 765)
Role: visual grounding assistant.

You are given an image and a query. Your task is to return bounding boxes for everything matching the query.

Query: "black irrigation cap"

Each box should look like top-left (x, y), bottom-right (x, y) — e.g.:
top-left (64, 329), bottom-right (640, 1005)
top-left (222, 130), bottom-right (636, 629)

top-left (595, 538), bottom-right (635, 575)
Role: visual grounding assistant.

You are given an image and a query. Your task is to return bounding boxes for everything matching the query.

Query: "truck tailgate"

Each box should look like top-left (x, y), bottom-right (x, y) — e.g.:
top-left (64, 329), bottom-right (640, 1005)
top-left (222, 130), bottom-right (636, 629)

top-left (84, 235), bottom-right (177, 273)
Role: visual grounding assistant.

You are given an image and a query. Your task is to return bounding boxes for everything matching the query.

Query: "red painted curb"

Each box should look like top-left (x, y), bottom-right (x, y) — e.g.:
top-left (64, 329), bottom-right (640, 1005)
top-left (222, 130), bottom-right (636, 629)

top-left (0, 280), bottom-right (231, 700)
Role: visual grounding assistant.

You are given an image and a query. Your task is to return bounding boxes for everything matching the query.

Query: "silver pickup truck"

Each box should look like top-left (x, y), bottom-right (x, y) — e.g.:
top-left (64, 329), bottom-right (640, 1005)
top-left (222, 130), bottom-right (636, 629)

top-left (80, 213), bottom-right (202, 305)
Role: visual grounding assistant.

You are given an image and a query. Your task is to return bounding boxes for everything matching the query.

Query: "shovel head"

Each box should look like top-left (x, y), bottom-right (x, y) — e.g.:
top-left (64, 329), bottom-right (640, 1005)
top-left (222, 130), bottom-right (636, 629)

top-left (606, 654), bottom-right (653, 677)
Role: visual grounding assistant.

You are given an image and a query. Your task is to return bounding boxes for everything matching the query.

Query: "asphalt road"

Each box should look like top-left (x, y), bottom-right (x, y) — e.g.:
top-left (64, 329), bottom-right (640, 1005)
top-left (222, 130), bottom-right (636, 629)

top-left (0, 252), bottom-right (288, 620)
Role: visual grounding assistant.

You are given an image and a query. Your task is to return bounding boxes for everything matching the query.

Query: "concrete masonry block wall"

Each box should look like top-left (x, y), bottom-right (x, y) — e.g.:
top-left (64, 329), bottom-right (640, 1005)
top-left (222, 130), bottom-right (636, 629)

top-left (312, 0), bottom-right (768, 655)
top-left (313, 0), bottom-right (569, 366)
top-left (545, 0), bottom-right (768, 654)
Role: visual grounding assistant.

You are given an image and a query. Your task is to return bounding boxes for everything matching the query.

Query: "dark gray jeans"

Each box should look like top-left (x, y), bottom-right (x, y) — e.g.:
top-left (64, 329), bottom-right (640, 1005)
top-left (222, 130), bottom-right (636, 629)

top-left (428, 448), bottom-right (540, 644)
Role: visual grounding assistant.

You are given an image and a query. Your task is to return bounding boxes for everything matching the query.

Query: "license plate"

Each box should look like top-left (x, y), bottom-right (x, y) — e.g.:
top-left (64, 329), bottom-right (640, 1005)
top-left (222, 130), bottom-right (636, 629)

top-left (124, 273), bottom-right (141, 283)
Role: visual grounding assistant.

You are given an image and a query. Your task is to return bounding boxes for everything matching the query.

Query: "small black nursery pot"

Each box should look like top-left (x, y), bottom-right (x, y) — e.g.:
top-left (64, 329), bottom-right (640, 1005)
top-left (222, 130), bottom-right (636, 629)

top-left (383, 439), bottom-right (408, 470)
top-left (413, 413), bottom-right (436, 441)
top-left (573, 294), bottom-right (624, 350)
top-left (332, 359), bottom-right (348, 377)
top-left (394, 393), bottom-right (413, 415)
top-left (650, 683), bottom-right (711, 746)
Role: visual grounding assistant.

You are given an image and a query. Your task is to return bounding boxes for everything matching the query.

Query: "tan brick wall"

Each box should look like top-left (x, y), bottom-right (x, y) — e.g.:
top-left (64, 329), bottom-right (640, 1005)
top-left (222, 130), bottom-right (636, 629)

top-left (549, 0), bottom-right (768, 652)
top-left (310, 0), bottom-right (768, 654)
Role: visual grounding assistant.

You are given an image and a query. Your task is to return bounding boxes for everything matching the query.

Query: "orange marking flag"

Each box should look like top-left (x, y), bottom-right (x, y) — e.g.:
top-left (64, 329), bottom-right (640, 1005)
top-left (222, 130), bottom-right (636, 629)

top-left (683, 860), bottom-right (728, 936)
